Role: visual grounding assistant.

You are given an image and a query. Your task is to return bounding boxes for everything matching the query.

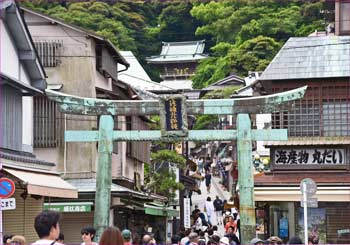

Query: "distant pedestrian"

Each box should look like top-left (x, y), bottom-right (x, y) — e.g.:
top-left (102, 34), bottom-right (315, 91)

top-left (267, 236), bottom-right (283, 245)
top-left (180, 229), bottom-right (191, 245)
top-left (99, 226), bottom-right (123, 245)
top-left (250, 238), bottom-right (264, 245)
top-left (142, 234), bottom-right (156, 245)
top-left (225, 226), bottom-right (240, 245)
top-left (81, 226), bottom-right (98, 245)
top-left (188, 233), bottom-right (199, 245)
top-left (194, 213), bottom-right (203, 233)
top-left (33, 211), bottom-right (62, 245)
top-left (205, 170), bottom-right (212, 193)
top-left (209, 235), bottom-right (220, 245)
top-left (3, 234), bottom-right (13, 244)
top-left (197, 157), bottom-right (204, 173)
top-left (288, 236), bottom-right (302, 244)
top-left (122, 229), bottom-right (132, 245)
top-left (10, 235), bottom-right (26, 245)
top-left (56, 233), bottom-right (64, 244)
top-left (224, 217), bottom-right (237, 234)
top-left (205, 196), bottom-right (215, 226)
top-left (219, 237), bottom-right (230, 245)
top-left (171, 235), bottom-right (182, 245)
top-left (213, 196), bottom-right (223, 225)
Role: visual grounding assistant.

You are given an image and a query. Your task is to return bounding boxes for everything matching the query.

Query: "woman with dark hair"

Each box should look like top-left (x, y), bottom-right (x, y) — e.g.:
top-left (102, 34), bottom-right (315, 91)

top-left (81, 226), bottom-right (97, 245)
top-left (99, 227), bottom-right (124, 245)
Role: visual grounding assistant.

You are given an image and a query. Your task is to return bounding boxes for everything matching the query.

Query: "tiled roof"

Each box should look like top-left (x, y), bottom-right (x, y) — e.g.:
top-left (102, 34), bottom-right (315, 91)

top-left (161, 40), bottom-right (205, 56)
top-left (260, 35), bottom-right (350, 80)
top-left (147, 40), bottom-right (208, 63)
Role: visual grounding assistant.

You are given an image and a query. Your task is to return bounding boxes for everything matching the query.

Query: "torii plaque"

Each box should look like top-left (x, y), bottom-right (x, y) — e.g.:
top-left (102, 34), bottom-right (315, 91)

top-left (46, 86), bottom-right (307, 243)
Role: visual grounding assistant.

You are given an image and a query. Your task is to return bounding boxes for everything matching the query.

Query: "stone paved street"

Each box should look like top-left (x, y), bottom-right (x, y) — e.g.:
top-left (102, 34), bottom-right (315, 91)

top-left (191, 174), bottom-right (231, 235)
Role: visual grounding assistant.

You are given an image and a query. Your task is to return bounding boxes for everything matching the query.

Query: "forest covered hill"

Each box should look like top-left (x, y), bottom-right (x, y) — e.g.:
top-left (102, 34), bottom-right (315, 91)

top-left (22, 0), bottom-right (334, 88)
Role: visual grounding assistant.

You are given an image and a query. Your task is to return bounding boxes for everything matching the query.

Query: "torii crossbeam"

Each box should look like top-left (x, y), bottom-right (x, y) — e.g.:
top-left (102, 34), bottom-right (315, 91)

top-left (46, 86), bottom-right (307, 243)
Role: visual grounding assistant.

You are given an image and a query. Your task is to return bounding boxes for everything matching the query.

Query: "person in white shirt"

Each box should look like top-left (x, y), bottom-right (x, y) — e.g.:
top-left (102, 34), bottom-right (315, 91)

top-left (205, 197), bottom-right (215, 226)
top-left (81, 226), bottom-right (98, 245)
top-left (180, 229), bottom-right (191, 245)
top-left (32, 211), bottom-right (63, 245)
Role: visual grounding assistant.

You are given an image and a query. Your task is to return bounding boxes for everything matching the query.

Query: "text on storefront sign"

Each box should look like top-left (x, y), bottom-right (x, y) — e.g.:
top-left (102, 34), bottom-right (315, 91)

top-left (274, 148), bottom-right (345, 165)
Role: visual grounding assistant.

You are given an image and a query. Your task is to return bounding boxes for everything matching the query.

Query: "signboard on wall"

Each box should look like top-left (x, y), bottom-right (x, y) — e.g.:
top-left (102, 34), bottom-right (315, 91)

top-left (160, 95), bottom-right (188, 137)
top-left (44, 202), bottom-right (93, 212)
top-left (273, 148), bottom-right (345, 166)
top-left (1, 198), bottom-right (16, 210)
top-left (183, 198), bottom-right (191, 229)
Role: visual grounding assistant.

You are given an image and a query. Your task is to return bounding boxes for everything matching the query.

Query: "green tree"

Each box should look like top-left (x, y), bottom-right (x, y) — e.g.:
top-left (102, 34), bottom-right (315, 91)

top-left (145, 150), bottom-right (185, 201)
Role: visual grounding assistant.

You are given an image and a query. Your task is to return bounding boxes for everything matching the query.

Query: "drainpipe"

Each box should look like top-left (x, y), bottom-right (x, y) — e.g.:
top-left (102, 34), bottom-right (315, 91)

top-left (63, 113), bottom-right (67, 177)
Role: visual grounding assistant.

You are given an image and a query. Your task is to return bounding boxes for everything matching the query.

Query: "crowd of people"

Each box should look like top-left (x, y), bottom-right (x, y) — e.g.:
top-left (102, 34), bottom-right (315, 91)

top-left (3, 208), bottom-right (321, 245)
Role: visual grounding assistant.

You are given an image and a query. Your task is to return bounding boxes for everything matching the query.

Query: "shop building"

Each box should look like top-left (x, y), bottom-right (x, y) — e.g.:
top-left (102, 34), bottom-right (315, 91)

top-left (254, 1), bottom-right (350, 243)
top-left (0, 1), bottom-right (77, 242)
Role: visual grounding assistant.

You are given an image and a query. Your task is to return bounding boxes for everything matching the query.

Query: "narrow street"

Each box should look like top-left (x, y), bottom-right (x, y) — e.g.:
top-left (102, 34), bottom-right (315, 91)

top-left (191, 174), bottom-right (231, 235)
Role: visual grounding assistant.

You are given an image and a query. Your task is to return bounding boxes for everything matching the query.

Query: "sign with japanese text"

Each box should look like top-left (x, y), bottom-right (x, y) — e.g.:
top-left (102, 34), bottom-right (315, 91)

top-left (274, 148), bottom-right (345, 166)
top-left (44, 202), bottom-right (92, 213)
top-left (1, 198), bottom-right (16, 210)
top-left (160, 95), bottom-right (188, 137)
top-left (183, 198), bottom-right (191, 229)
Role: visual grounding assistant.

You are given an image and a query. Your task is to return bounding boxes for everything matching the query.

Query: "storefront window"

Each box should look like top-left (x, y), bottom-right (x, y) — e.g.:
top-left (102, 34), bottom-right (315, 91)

top-left (268, 203), bottom-right (292, 244)
top-left (297, 208), bottom-right (326, 244)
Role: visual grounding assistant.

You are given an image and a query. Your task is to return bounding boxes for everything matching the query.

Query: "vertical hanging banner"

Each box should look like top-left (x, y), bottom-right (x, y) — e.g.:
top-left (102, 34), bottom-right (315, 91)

top-left (160, 95), bottom-right (188, 137)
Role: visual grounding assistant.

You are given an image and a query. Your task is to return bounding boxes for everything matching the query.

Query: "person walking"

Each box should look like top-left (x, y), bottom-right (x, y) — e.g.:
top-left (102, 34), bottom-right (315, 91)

top-left (205, 170), bottom-right (212, 194)
top-left (99, 227), bottom-right (123, 245)
top-left (32, 211), bottom-right (62, 245)
top-left (213, 196), bottom-right (224, 225)
top-left (205, 197), bottom-right (215, 226)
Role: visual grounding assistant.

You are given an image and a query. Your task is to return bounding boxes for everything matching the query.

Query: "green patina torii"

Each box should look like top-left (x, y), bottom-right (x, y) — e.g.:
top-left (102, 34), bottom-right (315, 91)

top-left (46, 86), bottom-right (306, 244)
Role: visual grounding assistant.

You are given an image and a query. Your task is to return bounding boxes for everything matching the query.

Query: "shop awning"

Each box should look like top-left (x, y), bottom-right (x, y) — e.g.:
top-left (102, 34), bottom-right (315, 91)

top-left (144, 203), bottom-right (179, 217)
top-left (4, 168), bottom-right (78, 198)
top-left (254, 186), bottom-right (350, 202)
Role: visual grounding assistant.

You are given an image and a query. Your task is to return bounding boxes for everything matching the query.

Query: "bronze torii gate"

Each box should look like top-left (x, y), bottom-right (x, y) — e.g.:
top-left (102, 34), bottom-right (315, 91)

top-left (46, 86), bottom-right (306, 244)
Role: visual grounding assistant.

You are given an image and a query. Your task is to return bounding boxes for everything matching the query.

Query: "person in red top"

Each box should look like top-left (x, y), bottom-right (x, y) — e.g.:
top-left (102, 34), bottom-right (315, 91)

top-left (224, 216), bottom-right (237, 233)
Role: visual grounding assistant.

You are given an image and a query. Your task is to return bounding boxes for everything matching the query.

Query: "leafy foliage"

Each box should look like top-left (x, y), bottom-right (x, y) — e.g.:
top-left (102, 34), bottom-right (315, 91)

top-left (203, 86), bottom-right (241, 99)
top-left (145, 149), bottom-right (186, 201)
top-left (22, 0), bottom-right (330, 87)
top-left (190, 0), bottom-right (329, 88)
top-left (192, 115), bottom-right (217, 130)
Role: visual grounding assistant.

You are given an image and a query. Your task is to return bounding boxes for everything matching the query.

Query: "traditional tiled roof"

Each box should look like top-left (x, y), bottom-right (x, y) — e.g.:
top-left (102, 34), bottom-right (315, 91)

top-left (260, 35), bottom-right (350, 80)
top-left (147, 40), bottom-right (208, 63)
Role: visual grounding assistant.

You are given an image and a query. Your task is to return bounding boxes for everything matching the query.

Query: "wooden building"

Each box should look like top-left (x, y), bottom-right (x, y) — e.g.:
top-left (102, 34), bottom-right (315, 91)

top-left (147, 40), bottom-right (207, 89)
top-left (0, 1), bottom-right (77, 242)
top-left (253, 1), bottom-right (350, 243)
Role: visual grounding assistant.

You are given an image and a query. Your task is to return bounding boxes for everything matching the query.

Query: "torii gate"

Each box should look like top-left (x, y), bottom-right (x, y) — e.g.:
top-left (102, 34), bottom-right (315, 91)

top-left (46, 86), bottom-right (306, 244)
